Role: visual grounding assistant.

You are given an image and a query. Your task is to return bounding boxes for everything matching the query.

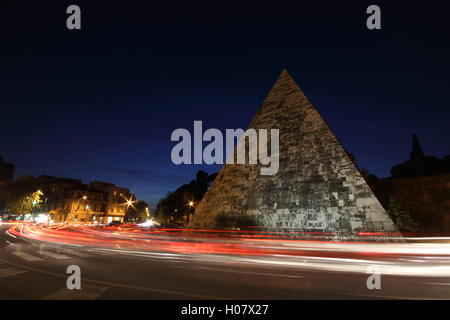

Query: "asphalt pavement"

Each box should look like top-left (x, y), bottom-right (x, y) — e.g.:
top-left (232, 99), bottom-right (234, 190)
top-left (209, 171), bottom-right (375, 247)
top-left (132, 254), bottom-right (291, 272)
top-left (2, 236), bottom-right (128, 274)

top-left (1, 226), bottom-right (449, 299)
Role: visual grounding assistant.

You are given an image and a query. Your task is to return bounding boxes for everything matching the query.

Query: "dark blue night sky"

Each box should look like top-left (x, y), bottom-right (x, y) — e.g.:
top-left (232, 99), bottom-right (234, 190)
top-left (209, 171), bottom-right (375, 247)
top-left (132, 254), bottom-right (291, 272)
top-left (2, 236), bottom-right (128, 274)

top-left (1, 1), bottom-right (449, 209)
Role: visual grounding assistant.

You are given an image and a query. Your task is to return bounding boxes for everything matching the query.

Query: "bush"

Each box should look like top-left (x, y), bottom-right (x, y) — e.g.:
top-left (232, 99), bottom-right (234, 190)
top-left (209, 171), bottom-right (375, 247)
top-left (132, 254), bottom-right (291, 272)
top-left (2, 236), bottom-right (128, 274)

top-left (214, 213), bottom-right (261, 229)
top-left (386, 197), bottom-right (418, 232)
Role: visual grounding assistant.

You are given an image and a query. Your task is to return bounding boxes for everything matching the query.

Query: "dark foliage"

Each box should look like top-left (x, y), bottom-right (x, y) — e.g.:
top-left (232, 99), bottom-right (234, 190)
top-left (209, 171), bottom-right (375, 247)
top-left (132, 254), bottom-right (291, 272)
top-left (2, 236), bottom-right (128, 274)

top-left (155, 170), bottom-right (217, 224)
top-left (124, 200), bottom-right (149, 223)
top-left (391, 134), bottom-right (450, 178)
top-left (386, 197), bottom-right (418, 232)
top-left (214, 213), bottom-right (261, 229)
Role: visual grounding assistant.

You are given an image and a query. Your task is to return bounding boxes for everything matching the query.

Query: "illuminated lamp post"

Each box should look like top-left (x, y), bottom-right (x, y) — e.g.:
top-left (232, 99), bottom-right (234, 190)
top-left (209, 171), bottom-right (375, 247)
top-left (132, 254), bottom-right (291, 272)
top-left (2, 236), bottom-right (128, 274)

top-left (123, 196), bottom-right (135, 223)
top-left (186, 200), bottom-right (195, 225)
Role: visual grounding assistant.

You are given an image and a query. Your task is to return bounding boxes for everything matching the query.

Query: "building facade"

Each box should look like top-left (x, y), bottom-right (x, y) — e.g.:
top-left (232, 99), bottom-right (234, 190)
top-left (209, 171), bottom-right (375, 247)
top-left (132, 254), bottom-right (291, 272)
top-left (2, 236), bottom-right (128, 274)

top-left (3, 175), bottom-right (134, 223)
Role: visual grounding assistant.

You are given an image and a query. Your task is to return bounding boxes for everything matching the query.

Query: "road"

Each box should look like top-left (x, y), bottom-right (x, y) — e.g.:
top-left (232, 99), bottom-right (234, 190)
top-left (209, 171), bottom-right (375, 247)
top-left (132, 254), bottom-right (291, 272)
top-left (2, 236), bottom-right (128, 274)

top-left (1, 224), bottom-right (450, 299)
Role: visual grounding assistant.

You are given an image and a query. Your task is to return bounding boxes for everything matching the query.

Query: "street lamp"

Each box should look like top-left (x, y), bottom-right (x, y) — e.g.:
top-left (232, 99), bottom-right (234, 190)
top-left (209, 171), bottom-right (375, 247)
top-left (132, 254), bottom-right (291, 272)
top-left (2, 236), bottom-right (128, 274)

top-left (124, 196), bottom-right (135, 209)
top-left (186, 200), bottom-right (195, 225)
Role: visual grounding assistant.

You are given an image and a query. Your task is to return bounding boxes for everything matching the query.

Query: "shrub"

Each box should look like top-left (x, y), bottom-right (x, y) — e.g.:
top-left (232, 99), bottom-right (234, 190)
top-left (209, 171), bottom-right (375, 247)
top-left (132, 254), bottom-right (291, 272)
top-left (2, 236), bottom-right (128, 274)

top-left (214, 213), bottom-right (261, 229)
top-left (386, 197), bottom-right (418, 232)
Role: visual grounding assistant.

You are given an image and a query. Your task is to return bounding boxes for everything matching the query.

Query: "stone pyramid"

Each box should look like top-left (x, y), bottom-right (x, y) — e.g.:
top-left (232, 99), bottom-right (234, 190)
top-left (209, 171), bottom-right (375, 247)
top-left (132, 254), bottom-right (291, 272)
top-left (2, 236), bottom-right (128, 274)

top-left (189, 70), bottom-right (397, 233)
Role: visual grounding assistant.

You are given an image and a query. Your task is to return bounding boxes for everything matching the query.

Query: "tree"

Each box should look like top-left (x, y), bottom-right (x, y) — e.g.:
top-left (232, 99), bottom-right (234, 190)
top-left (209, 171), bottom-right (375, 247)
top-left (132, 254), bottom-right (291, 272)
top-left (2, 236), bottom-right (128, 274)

top-left (4, 190), bottom-right (44, 217)
top-left (386, 197), bottom-right (418, 232)
top-left (4, 196), bottom-right (33, 217)
top-left (155, 170), bottom-right (218, 224)
top-left (156, 191), bottom-right (186, 224)
top-left (124, 200), bottom-right (150, 223)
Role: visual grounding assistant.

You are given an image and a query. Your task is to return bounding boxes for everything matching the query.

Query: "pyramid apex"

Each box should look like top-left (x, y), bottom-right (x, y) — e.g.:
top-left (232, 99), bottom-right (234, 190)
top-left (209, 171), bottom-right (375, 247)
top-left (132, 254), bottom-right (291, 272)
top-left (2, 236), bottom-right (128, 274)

top-left (271, 68), bottom-right (307, 99)
top-left (280, 68), bottom-right (291, 77)
top-left (271, 68), bottom-right (300, 88)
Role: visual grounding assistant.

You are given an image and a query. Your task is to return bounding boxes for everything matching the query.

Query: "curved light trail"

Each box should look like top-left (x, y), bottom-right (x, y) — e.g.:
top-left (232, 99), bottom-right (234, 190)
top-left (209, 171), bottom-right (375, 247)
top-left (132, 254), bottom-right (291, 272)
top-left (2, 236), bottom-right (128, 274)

top-left (5, 222), bottom-right (450, 278)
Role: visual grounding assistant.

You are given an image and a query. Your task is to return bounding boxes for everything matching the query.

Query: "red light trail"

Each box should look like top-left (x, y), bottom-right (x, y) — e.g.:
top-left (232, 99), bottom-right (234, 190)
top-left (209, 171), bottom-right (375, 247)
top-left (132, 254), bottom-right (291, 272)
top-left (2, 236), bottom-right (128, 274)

top-left (5, 222), bottom-right (450, 278)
